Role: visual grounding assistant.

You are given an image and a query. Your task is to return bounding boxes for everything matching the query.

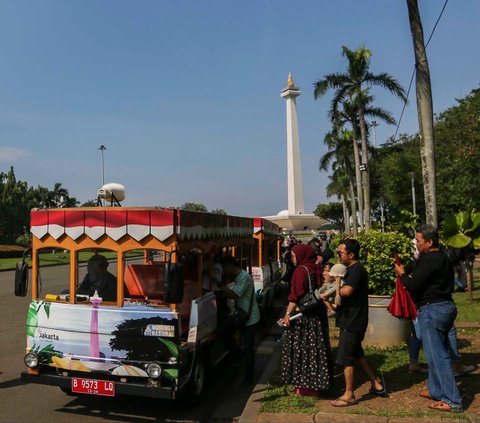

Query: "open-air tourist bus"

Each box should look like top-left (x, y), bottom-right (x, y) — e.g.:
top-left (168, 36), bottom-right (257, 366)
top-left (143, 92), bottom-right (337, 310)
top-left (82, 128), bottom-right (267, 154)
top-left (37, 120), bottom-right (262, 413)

top-left (16, 206), bottom-right (261, 401)
top-left (251, 218), bottom-right (282, 309)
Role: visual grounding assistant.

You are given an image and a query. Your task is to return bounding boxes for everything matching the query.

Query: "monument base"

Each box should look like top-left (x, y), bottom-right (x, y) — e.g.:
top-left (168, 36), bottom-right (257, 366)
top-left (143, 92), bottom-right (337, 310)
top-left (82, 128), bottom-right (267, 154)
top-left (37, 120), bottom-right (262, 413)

top-left (263, 211), bottom-right (324, 231)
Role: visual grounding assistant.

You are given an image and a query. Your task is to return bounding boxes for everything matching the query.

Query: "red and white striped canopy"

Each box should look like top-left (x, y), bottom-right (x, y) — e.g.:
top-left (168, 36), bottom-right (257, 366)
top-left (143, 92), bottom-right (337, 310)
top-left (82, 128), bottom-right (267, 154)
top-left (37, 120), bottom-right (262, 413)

top-left (253, 218), bottom-right (280, 236)
top-left (30, 208), bottom-right (254, 243)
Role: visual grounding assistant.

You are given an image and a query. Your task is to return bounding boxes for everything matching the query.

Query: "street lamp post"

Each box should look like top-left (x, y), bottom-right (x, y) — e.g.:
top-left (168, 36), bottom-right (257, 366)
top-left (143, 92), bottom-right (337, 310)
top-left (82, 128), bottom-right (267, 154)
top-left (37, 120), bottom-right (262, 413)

top-left (410, 172), bottom-right (417, 215)
top-left (98, 145), bottom-right (106, 186)
top-left (380, 198), bottom-right (385, 232)
top-left (371, 120), bottom-right (378, 147)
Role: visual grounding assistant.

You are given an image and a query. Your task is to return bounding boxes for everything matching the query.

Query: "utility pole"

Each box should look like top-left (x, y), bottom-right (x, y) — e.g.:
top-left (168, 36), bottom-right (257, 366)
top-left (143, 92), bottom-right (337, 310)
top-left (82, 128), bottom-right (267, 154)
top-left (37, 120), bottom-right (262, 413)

top-left (98, 145), bottom-right (106, 186)
top-left (410, 172), bottom-right (417, 215)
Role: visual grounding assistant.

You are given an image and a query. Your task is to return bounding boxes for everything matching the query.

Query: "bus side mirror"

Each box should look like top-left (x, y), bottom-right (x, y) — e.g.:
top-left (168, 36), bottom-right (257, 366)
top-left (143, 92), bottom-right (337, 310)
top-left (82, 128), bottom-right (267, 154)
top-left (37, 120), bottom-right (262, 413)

top-left (164, 263), bottom-right (184, 304)
top-left (15, 261), bottom-right (29, 297)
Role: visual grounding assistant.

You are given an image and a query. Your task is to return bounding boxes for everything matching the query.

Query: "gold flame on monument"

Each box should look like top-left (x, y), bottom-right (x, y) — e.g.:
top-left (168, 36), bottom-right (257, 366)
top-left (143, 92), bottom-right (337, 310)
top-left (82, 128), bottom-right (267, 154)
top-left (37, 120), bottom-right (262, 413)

top-left (287, 72), bottom-right (295, 88)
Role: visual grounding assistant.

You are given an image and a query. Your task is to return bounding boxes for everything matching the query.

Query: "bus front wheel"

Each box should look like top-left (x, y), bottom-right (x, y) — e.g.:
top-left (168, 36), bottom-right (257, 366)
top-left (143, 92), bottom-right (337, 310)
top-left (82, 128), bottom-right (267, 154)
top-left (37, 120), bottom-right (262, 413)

top-left (182, 354), bottom-right (206, 405)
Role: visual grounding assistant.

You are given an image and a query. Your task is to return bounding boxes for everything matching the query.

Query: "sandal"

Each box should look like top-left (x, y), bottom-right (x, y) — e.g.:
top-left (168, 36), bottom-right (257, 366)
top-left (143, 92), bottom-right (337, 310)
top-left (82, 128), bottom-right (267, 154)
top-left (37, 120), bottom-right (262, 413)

top-left (369, 387), bottom-right (387, 397)
top-left (331, 397), bottom-right (359, 407)
top-left (369, 381), bottom-right (387, 397)
top-left (419, 390), bottom-right (432, 399)
top-left (428, 401), bottom-right (462, 413)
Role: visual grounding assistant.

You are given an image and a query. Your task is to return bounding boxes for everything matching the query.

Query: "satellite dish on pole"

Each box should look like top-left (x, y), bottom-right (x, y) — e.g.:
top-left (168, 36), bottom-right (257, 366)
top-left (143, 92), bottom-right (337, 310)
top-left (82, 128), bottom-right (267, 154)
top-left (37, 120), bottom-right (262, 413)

top-left (97, 183), bottom-right (125, 206)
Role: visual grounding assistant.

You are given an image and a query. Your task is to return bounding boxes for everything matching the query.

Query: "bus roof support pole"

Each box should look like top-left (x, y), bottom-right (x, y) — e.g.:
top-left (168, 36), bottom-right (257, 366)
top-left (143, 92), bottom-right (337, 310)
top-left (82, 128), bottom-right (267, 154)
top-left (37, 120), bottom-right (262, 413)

top-left (70, 250), bottom-right (77, 304)
top-left (116, 253), bottom-right (124, 307)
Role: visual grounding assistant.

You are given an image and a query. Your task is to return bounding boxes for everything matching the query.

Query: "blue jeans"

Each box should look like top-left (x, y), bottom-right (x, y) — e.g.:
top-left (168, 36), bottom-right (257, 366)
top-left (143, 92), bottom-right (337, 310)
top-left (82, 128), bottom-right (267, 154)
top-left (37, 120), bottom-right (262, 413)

top-left (409, 319), bottom-right (460, 363)
top-left (418, 301), bottom-right (463, 409)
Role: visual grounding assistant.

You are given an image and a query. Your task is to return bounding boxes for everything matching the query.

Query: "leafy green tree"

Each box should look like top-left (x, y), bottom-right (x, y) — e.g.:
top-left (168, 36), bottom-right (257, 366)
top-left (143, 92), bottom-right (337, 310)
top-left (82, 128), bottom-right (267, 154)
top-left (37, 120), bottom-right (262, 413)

top-left (369, 88), bottom-right (480, 224)
top-left (434, 88), bottom-right (480, 217)
top-left (314, 45), bottom-right (406, 230)
top-left (369, 134), bottom-right (425, 223)
top-left (0, 167), bottom-right (31, 243)
top-left (210, 208), bottom-right (227, 215)
top-left (0, 167), bottom-right (79, 243)
top-left (81, 200), bottom-right (98, 207)
top-left (180, 202), bottom-right (208, 213)
top-left (387, 210), bottom-right (419, 237)
top-left (314, 202), bottom-right (344, 231)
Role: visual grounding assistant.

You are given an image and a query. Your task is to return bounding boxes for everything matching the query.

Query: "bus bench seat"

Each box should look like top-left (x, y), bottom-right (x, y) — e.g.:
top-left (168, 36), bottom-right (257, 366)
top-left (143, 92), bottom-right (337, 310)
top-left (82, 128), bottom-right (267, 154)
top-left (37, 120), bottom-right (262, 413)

top-left (124, 264), bottom-right (164, 299)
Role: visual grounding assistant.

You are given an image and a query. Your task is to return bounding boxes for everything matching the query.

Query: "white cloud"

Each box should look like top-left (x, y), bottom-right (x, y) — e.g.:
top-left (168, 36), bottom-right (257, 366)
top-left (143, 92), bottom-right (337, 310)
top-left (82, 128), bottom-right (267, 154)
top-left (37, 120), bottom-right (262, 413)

top-left (0, 146), bottom-right (29, 161)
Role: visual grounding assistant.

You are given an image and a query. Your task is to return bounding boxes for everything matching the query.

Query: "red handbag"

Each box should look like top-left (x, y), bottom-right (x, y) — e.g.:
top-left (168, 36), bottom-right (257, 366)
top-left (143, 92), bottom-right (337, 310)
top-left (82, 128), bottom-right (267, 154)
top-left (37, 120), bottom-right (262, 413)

top-left (387, 256), bottom-right (417, 320)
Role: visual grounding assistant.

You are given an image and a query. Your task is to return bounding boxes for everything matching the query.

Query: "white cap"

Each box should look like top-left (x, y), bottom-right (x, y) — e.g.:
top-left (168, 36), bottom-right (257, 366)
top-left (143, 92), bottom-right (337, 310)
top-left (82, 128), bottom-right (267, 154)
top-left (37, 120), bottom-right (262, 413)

top-left (329, 263), bottom-right (347, 278)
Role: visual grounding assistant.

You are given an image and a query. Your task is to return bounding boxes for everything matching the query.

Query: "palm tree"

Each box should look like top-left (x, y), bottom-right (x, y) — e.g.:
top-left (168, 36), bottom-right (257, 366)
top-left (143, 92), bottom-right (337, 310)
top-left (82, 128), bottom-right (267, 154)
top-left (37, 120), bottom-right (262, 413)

top-left (50, 183), bottom-right (78, 207)
top-left (329, 94), bottom-right (396, 232)
top-left (320, 129), bottom-right (358, 235)
top-left (326, 170), bottom-right (351, 235)
top-left (406, 0), bottom-right (438, 226)
top-left (314, 45), bottom-right (407, 230)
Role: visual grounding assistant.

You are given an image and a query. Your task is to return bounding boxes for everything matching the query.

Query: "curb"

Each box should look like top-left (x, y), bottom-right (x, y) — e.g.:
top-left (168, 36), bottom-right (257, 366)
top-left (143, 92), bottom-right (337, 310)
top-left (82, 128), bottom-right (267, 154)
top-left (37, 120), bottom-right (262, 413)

top-left (257, 411), bottom-right (470, 423)
top-left (238, 333), bottom-right (283, 423)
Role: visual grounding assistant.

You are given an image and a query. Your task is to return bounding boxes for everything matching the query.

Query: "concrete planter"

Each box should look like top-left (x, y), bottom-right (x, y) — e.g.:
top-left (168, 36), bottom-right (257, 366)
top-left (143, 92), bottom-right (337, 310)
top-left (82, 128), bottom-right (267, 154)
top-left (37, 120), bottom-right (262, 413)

top-left (363, 295), bottom-right (411, 348)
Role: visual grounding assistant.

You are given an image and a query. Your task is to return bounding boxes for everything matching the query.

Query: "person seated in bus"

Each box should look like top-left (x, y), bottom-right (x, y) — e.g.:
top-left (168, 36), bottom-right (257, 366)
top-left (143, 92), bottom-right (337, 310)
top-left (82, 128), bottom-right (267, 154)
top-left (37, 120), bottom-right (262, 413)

top-left (77, 254), bottom-right (117, 302)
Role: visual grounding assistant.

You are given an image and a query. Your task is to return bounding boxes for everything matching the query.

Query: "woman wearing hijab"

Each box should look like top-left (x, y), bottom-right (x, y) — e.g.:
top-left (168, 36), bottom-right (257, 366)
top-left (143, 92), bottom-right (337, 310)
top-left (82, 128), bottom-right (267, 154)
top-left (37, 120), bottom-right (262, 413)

top-left (280, 244), bottom-right (333, 396)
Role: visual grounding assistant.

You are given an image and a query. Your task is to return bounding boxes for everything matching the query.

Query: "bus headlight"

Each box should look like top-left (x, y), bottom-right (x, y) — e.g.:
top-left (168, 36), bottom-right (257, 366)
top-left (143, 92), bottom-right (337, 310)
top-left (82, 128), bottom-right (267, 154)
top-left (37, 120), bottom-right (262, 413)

top-left (146, 362), bottom-right (162, 379)
top-left (24, 352), bottom-right (39, 368)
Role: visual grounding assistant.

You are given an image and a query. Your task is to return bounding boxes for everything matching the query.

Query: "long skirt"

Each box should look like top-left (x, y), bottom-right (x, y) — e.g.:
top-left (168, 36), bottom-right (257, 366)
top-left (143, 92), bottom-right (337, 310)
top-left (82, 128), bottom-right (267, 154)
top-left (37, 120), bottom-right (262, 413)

top-left (280, 312), bottom-right (333, 391)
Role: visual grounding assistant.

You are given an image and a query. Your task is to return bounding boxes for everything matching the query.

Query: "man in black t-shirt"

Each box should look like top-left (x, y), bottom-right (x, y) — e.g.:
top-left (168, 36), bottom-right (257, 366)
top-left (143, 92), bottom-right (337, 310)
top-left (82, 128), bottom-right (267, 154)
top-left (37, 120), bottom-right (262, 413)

top-left (332, 239), bottom-right (385, 407)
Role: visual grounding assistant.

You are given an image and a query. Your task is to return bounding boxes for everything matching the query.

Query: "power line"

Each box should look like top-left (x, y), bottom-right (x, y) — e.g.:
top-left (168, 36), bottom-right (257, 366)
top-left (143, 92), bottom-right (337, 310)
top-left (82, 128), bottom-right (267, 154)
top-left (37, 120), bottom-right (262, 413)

top-left (392, 0), bottom-right (449, 142)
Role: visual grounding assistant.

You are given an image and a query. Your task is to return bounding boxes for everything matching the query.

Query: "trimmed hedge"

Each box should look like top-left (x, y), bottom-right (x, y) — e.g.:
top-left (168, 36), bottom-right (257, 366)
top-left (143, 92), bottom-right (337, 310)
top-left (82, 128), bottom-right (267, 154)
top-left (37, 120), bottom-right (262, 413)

top-left (0, 245), bottom-right (26, 259)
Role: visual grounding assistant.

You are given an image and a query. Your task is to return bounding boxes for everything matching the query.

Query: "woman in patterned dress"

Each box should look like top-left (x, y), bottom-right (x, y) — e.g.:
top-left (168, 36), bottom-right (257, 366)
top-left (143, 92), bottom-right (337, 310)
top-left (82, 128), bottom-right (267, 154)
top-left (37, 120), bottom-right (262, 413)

top-left (280, 243), bottom-right (333, 396)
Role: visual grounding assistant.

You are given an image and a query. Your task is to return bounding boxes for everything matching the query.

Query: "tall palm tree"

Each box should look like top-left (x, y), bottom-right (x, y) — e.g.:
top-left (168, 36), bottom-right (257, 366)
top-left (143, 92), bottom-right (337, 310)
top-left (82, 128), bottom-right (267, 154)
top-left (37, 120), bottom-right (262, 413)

top-left (329, 94), bottom-right (397, 232)
top-left (406, 0), bottom-right (438, 226)
top-left (321, 129), bottom-right (359, 235)
top-left (51, 183), bottom-right (70, 207)
top-left (326, 170), bottom-right (351, 235)
top-left (314, 45), bottom-right (407, 230)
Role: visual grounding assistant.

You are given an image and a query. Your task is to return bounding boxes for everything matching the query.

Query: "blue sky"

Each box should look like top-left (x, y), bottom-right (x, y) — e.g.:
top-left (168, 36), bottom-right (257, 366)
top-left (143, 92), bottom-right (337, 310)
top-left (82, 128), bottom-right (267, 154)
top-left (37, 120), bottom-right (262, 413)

top-left (0, 0), bottom-right (478, 216)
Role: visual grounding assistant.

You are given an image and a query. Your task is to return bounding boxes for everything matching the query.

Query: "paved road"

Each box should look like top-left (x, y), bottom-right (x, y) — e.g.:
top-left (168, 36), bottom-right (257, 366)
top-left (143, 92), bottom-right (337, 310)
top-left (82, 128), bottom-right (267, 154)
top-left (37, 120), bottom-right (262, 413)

top-left (0, 267), bottom-right (283, 423)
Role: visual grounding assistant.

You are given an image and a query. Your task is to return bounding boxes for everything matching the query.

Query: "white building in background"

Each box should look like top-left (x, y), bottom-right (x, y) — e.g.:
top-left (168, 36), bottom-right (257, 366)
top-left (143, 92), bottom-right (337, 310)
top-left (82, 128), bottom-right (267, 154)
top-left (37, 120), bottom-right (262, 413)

top-left (264, 73), bottom-right (323, 231)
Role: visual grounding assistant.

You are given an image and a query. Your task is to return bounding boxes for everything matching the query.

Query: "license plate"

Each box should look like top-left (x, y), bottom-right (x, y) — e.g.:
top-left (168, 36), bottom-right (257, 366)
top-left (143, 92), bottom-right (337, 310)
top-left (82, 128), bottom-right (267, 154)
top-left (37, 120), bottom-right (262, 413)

top-left (71, 377), bottom-right (115, 396)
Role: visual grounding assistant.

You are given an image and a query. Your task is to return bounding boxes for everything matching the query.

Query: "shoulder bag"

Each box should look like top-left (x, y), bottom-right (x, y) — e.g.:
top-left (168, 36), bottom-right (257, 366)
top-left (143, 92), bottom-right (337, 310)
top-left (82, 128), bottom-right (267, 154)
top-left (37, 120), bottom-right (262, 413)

top-left (298, 265), bottom-right (321, 314)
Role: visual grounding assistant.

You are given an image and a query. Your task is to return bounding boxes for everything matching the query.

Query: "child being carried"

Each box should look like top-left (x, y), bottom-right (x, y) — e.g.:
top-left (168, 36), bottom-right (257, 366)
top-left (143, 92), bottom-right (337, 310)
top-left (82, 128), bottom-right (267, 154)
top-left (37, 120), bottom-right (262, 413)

top-left (315, 263), bottom-right (347, 316)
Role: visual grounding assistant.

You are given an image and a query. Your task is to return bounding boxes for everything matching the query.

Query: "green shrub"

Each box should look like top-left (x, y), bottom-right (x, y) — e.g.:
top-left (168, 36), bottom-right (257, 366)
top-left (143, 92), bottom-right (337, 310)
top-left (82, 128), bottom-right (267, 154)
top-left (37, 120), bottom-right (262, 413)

top-left (352, 230), bottom-right (414, 296)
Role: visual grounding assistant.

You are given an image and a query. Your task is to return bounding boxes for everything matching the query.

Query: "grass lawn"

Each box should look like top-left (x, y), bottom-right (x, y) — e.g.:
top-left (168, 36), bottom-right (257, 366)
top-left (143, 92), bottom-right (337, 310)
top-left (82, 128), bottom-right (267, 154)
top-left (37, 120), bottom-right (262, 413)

top-left (261, 337), bottom-right (478, 420)
top-left (454, 290), bottom-right (480, 323)
top-left (261, 273), bottom-right (480, 419)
